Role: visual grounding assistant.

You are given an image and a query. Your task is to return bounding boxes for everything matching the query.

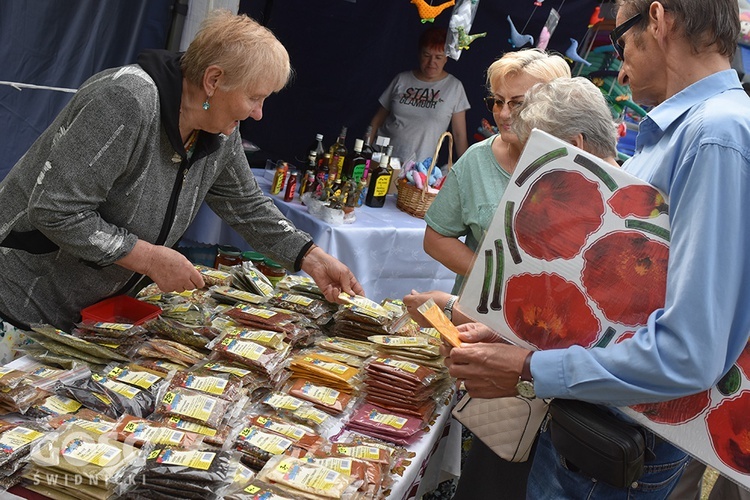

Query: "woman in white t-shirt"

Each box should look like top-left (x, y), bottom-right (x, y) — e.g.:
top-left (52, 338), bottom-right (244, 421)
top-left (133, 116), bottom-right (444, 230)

top-left (368, 27), bottom-right (470, 163)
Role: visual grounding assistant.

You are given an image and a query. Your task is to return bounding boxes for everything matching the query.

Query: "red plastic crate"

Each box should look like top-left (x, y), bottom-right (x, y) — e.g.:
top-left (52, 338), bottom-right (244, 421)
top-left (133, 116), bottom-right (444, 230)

top-left (80, 295), bottom-right (161, 325)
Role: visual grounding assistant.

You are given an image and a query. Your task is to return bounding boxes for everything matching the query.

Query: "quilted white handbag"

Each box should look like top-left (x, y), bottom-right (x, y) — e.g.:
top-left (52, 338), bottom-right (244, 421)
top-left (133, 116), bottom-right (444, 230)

top-left (452, 394), bottom-right (549, 462)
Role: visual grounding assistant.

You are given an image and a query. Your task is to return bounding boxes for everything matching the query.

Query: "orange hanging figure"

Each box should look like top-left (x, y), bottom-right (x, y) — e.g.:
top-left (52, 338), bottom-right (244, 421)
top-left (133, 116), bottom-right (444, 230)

top-left (411, 0), bottom-right (456, 23)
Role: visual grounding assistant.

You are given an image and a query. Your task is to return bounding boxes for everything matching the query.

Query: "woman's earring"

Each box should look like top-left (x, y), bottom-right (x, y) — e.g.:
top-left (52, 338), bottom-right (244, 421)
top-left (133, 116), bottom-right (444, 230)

top-left (202, 100), bottom-right (210, 111)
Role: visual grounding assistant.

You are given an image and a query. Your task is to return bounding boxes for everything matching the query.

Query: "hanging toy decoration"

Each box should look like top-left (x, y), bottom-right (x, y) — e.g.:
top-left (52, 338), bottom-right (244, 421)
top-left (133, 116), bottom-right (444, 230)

top-left (507, 15), bottom-right (534, 48)
top-left (588, 5), bottom-right (605, 27)
top-left (457, 26), bottom-right (487, 50)
top-left (445, 0), bottom-right (482, 60)
top-left (411, 0), bottom-right (456, 23)
top-left (565, 38), bottom-right (592, 67)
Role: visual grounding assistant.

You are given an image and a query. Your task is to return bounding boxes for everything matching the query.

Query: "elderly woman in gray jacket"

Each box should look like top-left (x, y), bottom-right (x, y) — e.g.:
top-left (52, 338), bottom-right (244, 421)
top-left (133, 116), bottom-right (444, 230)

top-left (0, 11), bottom-right (362, 339)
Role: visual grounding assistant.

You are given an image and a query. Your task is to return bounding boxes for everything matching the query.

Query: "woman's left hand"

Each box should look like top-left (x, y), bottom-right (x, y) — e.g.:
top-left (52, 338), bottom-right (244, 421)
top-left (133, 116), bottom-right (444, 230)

top-left (300, 245), bottom-right (364, 302)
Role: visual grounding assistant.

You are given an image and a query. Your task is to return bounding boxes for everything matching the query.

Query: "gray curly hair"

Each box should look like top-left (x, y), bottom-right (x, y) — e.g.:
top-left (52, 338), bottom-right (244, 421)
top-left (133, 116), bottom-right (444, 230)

top-left (511, 77), bottom-right (618, 159)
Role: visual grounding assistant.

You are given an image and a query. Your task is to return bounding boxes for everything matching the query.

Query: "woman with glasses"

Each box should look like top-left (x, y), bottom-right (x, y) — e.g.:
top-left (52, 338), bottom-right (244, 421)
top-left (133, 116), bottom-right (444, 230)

top-left (422, 48), bottom-right (570, 298)
top-left (414, 48), bottom-right (570, 500)
top-left (368, 27), bottom-right (470, 163)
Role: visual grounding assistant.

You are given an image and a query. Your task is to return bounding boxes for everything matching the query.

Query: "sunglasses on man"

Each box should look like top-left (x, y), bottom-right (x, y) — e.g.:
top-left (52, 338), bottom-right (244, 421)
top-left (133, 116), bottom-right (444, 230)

top-left (610, 12), bottom-right (643, 61)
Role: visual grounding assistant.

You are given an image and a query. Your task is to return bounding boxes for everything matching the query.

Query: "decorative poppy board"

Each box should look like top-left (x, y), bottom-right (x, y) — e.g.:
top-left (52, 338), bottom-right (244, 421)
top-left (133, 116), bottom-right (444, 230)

top-left (457, 129), bottom-right (750, 488)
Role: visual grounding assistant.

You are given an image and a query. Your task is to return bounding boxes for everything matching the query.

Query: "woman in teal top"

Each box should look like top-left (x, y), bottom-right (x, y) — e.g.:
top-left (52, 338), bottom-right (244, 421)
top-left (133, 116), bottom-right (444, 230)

top-left (424, 49), bottom-right (570, 295)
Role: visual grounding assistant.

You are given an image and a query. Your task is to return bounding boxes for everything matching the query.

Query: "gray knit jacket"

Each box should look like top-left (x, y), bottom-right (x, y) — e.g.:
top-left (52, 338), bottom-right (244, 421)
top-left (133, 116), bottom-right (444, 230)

top-left (0, 51), bottom-right (312, 330)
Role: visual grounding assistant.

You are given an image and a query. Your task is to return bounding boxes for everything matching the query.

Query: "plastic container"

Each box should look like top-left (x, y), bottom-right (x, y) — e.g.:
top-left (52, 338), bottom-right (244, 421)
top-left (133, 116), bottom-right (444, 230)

top-left (81, 295), bottom-right (162, 325)
top-left (214, 245), bottom-right (242, 269)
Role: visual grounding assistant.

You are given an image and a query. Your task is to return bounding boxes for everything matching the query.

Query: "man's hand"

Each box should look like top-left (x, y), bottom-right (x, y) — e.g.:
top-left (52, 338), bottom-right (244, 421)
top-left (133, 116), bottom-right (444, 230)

top-left (300, 245), bottom-right (364, 302)
top-left (439, 322), bottom-right (530, 399)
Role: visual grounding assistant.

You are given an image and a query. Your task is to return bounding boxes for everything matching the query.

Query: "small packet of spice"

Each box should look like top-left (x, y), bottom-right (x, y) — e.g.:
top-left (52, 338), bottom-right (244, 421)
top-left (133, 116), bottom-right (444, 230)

top-left (47, 409), bottom-right (116, 434)
top-left (0, 367), bottom-right (30, 390)
top-left (0, 422), bottom-right (48, 469)
top-left (257, 455), bottom-right (360, 499)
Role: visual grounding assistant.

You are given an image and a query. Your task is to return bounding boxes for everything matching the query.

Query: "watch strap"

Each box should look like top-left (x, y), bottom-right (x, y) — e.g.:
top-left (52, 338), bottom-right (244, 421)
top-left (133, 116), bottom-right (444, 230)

top-left (443, 295), bottom-right (458, 321)
top-left (521, 352), bottom-right (533, 381)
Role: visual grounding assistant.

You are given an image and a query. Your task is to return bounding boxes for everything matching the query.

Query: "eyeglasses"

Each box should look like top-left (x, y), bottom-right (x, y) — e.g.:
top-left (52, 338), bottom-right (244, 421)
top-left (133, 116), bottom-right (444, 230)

top-left (484, 96), bottom-right (524, 113)
top-left (610, 12), bottom-right (643, 61)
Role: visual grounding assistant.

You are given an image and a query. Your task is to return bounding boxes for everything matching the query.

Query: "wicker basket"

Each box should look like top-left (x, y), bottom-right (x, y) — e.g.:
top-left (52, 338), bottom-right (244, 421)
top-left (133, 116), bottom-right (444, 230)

top-left (396, 131), bottom-right (453, 218)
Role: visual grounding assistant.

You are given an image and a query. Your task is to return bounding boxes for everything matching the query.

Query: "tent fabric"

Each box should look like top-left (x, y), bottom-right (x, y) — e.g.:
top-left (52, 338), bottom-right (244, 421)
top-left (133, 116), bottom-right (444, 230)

top-left (0, 0), bottom-right (173, 180)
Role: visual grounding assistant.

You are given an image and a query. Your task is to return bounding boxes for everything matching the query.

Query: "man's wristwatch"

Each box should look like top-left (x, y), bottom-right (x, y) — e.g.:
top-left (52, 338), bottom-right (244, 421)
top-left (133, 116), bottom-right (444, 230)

top-left (443, 295), bottom-right (458, 321)
top-left (515, 352), bottom-right (536, 399)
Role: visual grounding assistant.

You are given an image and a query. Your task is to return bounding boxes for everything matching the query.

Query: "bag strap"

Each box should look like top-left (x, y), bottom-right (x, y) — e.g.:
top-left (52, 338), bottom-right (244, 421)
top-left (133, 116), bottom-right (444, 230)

top-left (422, 131), bottom-right (453, 199)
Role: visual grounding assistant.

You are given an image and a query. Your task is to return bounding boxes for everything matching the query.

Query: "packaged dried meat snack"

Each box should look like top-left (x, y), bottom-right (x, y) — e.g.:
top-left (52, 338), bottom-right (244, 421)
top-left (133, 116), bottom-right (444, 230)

top-left (47, 409), bottom-right (116, 435)
top-left (27, 394), bottom-right (82, 417)
top-left (154, 415), bottom-right (233, 448)
top-left (168, 369), bottom-right (245, 402)
top-left (221, 326), bottom-right (287, 350)
top-left (112, 414), bottom-right (203, 449)
top-left (259, 392), bottom-right (336, 434)
top-left (207, 332), bottom-right (289, 377)
top-left (232, 424), bottom-right (297, 470)
top-left (316, 337), bottom-right (377, 359)
top-left (288, 352), bottom-right (361, 393)
top-left (104, 363), bottom-right (166, 392)
top-left (365, 357), bottom-right (438, 387)
top-left (268, 292), bottom-right (333, 320)
top-left (209, 285), bottom-right (267, 307)
top-left (0, 367), bottom-right (30, 390)
top-left (155, 387), bottom-right (234, 429)
top-left (147, 316), bottom-right (212, 349)
top-left (225, 478), bottom-right (296, 500)
top-left (283, 378), bottom-right (354, 415)
top-left (306, 454), bottom-right (384, 500)
top-left (128, 448), bottom-right (238, 500)
top-left (195, 264), bottom-right (233, 287)
top-left (257, 454), bottom-right (360, 499)
top-left (0, 422), bottom-right (48, 469)
top-left (73, 321), bottom-right (148, 339)
top-left (345, 403), bottom-right (425, 445)
top-left (244, 414), bottom-right (323, 452)
top-left (196, 360), bottom-right (259, 387)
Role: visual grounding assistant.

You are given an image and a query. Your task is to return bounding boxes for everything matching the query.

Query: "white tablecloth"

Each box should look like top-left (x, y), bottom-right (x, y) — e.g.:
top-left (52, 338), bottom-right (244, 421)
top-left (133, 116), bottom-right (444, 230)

top-left (182, 170), bottom-right (456, 302)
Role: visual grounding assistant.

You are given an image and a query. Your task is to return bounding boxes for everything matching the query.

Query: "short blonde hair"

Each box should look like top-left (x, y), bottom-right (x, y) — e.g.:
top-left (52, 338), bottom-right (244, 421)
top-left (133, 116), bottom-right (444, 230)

top-left (181, 10), bottom-right (291, 92)
top-left (512, 77), bottom-right (618, 159)
top-left (486, 48), bottom-right (570, 91)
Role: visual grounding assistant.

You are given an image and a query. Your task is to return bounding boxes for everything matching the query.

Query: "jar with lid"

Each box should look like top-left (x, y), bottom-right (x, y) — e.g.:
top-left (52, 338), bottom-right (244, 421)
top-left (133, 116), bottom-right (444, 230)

top-left (258, 258), bottom-right (287, 287)
top-left (214, 245), bottom-right (242, 270)
top-left (241, 251), bottom-right (266, 269)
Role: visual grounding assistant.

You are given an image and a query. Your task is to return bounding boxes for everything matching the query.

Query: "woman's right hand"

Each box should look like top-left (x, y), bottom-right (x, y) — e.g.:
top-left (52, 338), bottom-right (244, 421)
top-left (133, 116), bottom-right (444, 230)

top-left (403, 289), bottom-right (454, 328)
top-left (116, 240), bottom-right (204, 292)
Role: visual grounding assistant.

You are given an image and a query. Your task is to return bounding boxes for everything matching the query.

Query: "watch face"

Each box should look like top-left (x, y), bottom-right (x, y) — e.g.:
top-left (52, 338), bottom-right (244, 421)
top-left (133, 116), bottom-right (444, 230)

top-left (516, 380), bottom-right (536, 399)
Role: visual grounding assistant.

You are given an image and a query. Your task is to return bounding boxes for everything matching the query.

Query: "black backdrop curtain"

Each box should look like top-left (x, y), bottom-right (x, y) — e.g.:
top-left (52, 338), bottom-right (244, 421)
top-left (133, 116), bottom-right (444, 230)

top-left (0, 0), bottom-right (174, 180)
top-left (239, 0), bottom-right (598, 167)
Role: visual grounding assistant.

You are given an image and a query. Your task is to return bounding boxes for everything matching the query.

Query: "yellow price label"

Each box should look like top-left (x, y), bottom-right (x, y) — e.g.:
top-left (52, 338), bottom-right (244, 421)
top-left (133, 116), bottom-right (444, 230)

top-left (221, 338), bottom-right (233, 346)
top-left (257, 416), bottom-right (268, 425)
top-left (123, 421), bottom-right (139, 433)
top-left (148, 449), bottom-right (161, 460)
top-left (108, 367), bottom-right (123, 377)
top-left (276, 461), bottom-right (292, 473)
top-left (244, 485), bottom-right (260, 494)
top-left (239, 427), bottom-right (252, 439)
top-left (163, 392), bottom-right (175, 405)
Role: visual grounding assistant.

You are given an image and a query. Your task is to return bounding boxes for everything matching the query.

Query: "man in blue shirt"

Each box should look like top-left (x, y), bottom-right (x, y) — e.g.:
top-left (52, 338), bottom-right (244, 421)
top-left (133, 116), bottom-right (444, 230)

top-left (443, 0), bottom-right (750, 497)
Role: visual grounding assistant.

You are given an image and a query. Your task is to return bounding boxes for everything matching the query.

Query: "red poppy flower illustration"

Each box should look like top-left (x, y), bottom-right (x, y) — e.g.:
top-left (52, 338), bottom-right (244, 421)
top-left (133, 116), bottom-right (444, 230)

top-left (608, 184), bottom-right (669, 219)
top-left (503, 272), bottom-right (600, 350)
top-left (514, 170), bottom-right (605, 261)
top-left (707, 391), bottom-right (750, 473)
top-left (615, 331), bottom-right (636, 344)
top-left (736, 341), bottom-right (750, 380)
top-left (581, 231), bottom-right (669, 326)
top-left (630, 389), bottom-right (711, 425)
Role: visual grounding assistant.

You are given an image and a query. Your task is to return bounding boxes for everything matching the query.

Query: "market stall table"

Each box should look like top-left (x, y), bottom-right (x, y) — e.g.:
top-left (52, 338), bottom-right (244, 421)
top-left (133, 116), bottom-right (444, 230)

top-left (181, 170), bottom-right (455, 302)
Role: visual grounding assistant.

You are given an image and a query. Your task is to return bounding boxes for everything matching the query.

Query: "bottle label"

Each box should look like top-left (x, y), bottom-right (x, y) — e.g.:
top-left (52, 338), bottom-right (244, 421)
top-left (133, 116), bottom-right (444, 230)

top-left (352, 162), bottom-right (366, 182)
top-left (373, 175), bottom-right (392, 197)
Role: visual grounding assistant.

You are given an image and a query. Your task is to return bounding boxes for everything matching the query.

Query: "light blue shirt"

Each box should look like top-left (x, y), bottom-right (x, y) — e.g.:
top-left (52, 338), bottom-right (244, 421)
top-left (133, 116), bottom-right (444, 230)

top-left (533, 70), bottom-right (750, 406)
